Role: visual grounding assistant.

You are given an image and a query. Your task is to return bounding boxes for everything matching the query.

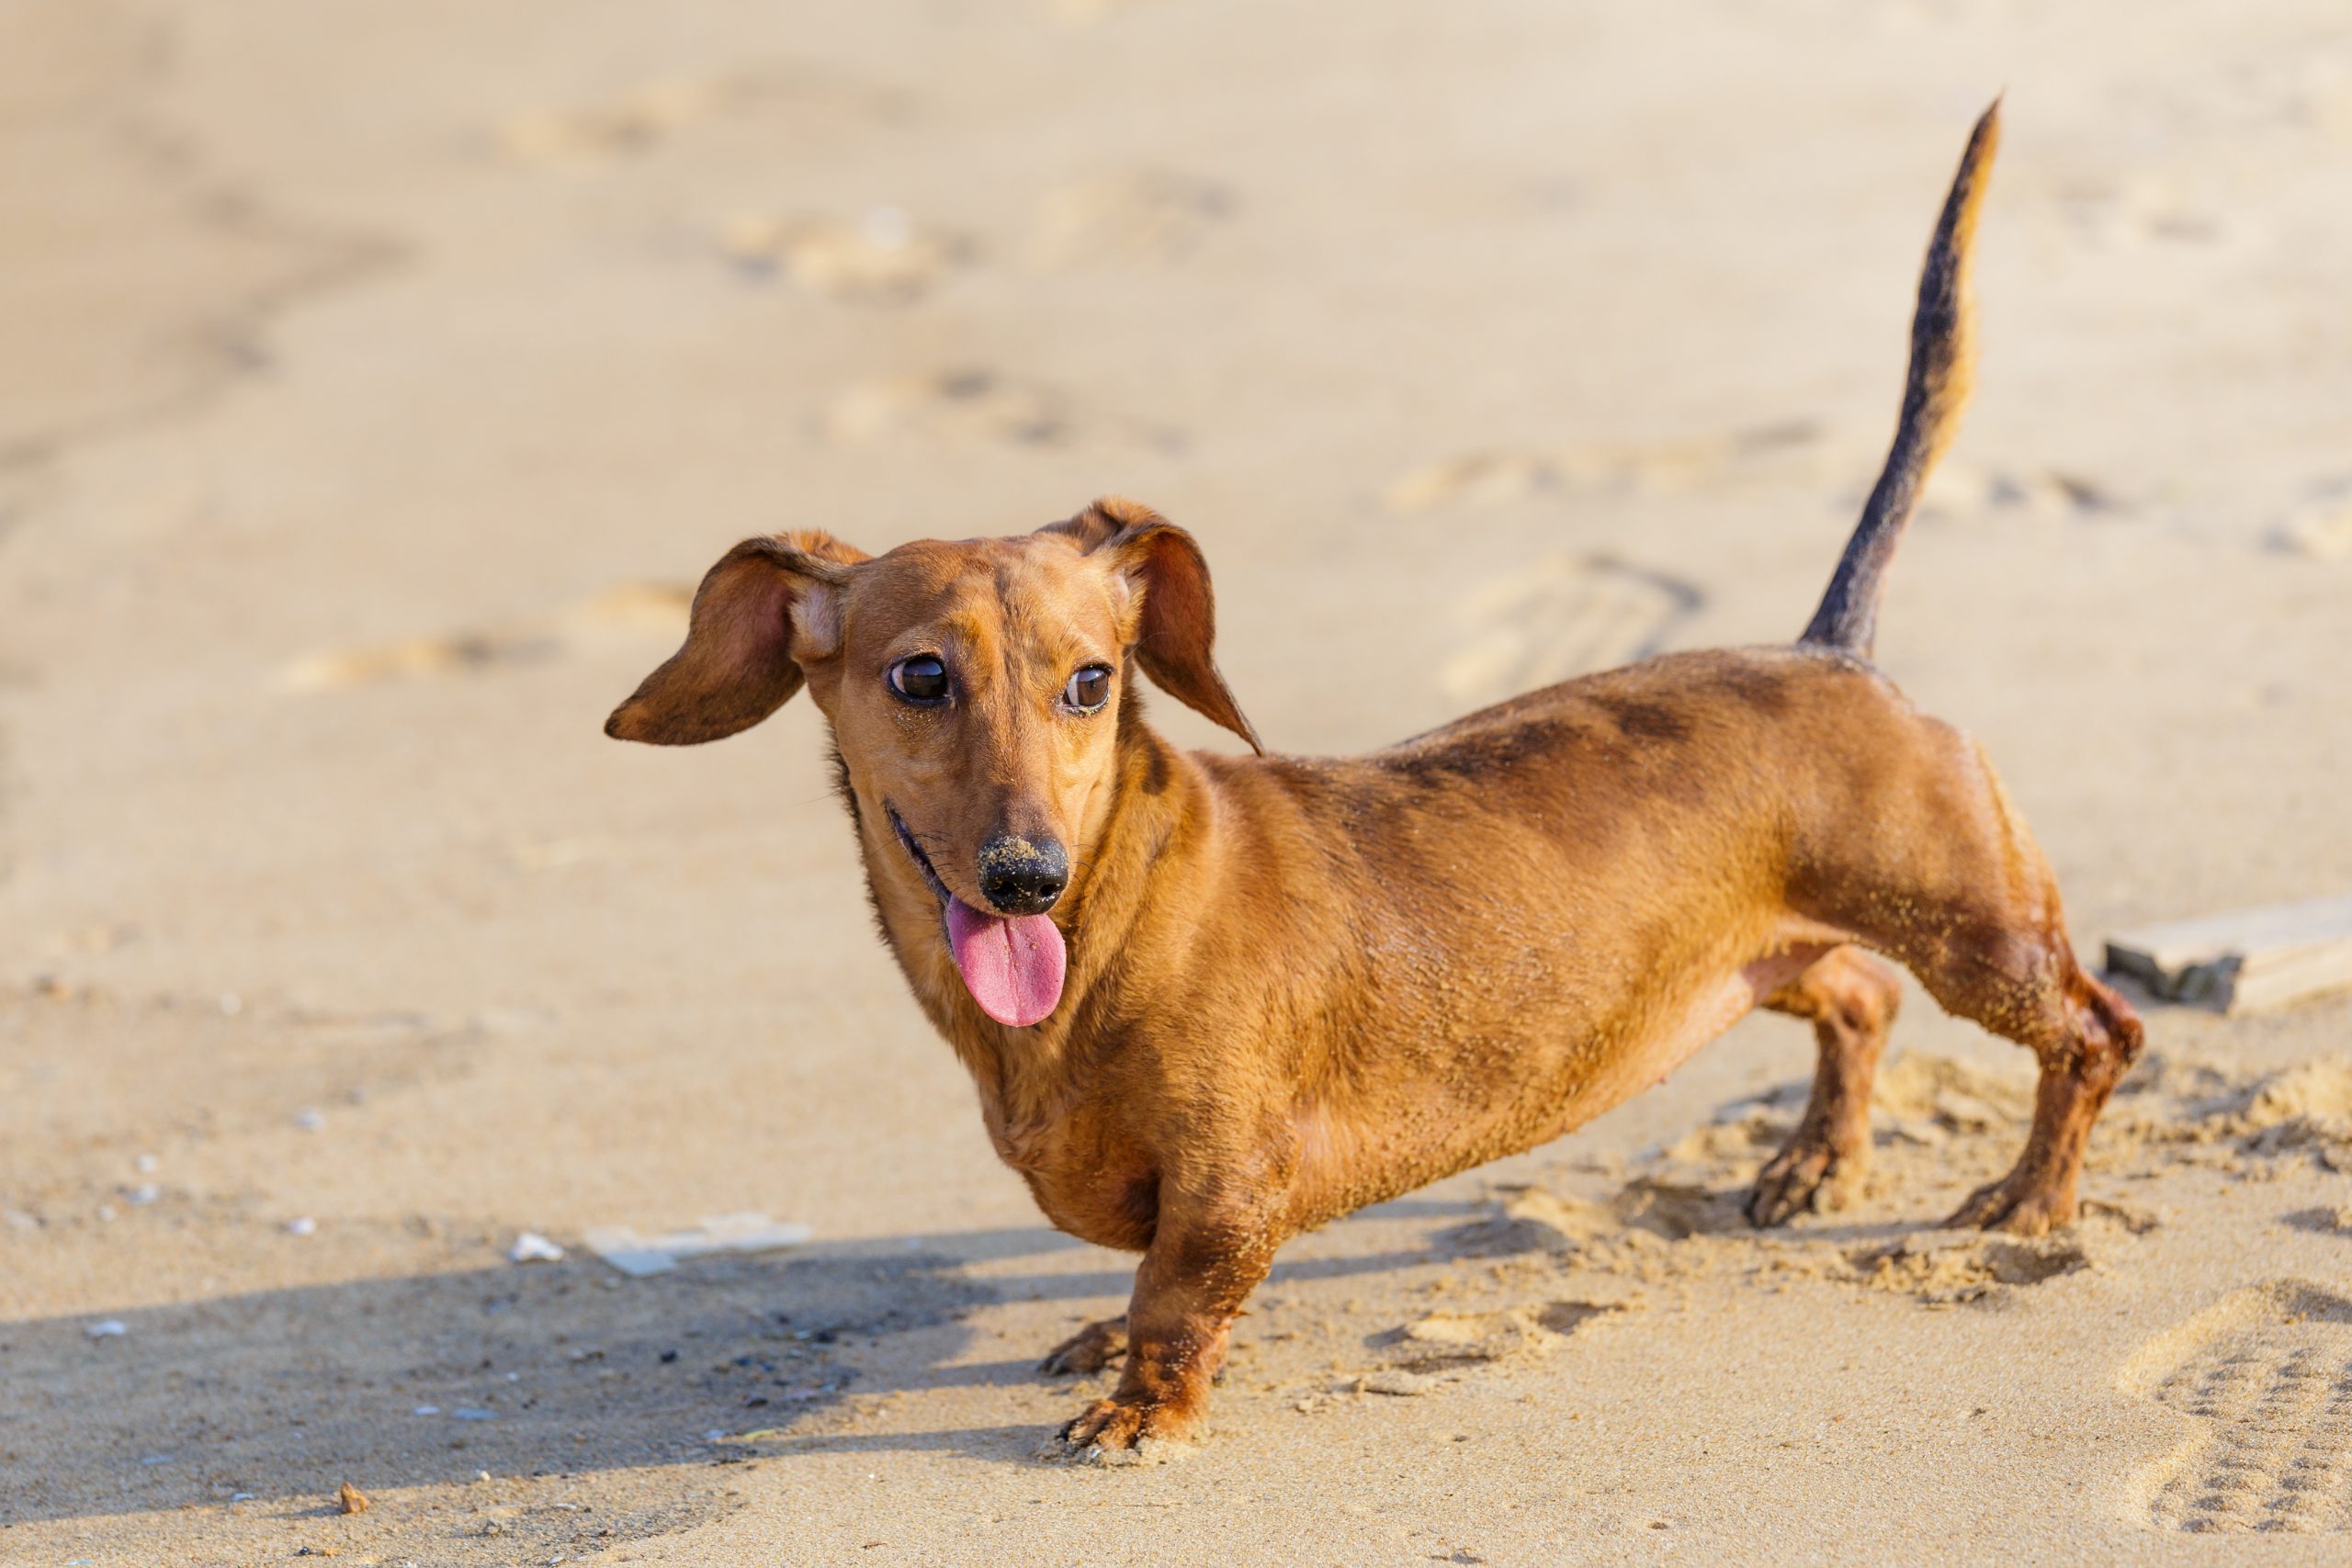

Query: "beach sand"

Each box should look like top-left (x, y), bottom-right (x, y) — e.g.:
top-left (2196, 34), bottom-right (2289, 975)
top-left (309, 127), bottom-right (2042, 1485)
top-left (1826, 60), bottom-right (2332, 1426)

top-left (5, 0), bottom-right (2352, 1561)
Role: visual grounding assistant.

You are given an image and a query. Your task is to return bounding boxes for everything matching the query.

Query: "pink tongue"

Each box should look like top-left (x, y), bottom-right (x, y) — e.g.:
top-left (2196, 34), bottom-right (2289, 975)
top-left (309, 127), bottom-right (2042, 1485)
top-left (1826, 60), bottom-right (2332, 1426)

top-left (944, 899), bottom-right (1067, 1028)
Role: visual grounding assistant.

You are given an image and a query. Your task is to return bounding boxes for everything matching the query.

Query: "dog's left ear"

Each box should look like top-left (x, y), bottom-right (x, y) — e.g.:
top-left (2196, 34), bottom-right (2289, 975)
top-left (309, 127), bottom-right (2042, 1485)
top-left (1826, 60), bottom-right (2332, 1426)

top-left (605, 529), bottom-right (868, 745)
top-left (1047, 498), bottom-right (1261, 753)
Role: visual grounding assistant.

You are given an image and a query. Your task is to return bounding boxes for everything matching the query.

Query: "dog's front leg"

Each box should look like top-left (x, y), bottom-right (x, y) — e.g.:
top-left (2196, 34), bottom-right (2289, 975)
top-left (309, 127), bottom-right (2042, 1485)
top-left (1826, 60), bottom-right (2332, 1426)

top-left (1057, 1198), bottom-right (1277, 1454)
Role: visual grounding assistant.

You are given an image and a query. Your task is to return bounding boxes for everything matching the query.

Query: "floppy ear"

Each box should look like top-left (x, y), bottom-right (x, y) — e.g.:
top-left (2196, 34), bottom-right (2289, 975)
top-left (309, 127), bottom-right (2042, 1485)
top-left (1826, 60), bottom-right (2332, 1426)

top-left (605, 529), bottom-right (868, 745)
top-left (1053, 498), bottom-right (1261, 753)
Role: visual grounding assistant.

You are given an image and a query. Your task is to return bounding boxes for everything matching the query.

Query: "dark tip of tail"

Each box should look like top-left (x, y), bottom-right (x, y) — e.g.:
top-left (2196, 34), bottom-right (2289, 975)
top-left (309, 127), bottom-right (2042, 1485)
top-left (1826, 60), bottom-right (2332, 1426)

top-left (1800, 100), bottom-right (2002, 657)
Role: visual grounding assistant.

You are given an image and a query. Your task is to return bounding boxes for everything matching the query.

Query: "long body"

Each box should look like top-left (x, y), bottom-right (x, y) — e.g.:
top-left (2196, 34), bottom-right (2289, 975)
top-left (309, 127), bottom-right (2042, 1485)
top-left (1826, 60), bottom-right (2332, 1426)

top-left (610, 102), bottom-right (2143, 1453)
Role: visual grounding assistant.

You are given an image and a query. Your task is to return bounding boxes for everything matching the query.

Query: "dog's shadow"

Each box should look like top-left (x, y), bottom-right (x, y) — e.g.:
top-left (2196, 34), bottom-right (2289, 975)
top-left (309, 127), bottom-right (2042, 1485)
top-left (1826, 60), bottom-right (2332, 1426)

top-left (0, 1214), bottom-right (1465, 1525)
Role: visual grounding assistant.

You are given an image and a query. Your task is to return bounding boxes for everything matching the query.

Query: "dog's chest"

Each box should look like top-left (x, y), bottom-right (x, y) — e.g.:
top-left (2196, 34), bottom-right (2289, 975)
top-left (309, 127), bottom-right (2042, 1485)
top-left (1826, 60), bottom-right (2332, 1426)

top-left (987, 1111), bottom-right (1160, 1253)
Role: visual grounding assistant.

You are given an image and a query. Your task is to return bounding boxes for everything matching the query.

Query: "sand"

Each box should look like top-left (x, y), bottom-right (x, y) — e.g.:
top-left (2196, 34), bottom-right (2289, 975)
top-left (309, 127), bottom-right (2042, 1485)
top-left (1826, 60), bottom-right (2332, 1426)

top-left (6, 0), bottom-right (2352, 1562)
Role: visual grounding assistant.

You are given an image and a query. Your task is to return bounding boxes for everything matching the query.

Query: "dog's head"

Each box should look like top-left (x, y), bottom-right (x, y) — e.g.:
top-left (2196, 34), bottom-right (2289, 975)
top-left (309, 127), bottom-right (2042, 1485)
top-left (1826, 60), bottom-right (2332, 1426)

top-left (606, 497), bottom-right (1257, 1028)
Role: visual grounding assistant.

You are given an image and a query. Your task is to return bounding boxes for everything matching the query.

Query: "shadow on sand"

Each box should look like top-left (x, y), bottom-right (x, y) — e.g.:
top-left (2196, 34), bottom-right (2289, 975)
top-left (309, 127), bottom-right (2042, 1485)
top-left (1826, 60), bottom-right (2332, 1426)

top-left (0, 1201), bottom-right (1491, 1524)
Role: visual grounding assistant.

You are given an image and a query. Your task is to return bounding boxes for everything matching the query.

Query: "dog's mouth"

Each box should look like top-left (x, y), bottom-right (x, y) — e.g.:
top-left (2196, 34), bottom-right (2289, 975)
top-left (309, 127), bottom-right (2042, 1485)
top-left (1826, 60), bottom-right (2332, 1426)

top-left (887, 804), bottom-right (1066, 1030)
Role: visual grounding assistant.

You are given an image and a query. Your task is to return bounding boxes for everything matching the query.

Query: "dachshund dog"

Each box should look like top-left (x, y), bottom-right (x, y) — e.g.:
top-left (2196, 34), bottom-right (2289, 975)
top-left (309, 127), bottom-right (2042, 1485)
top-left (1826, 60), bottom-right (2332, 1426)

top-left (608, 102), bottom-right (2142, 1454)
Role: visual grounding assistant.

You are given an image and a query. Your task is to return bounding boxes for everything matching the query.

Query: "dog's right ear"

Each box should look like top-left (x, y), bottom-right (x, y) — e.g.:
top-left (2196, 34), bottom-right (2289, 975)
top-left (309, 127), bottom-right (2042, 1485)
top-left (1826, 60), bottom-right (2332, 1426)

top-left (605, 530), bottom-right (868, 745)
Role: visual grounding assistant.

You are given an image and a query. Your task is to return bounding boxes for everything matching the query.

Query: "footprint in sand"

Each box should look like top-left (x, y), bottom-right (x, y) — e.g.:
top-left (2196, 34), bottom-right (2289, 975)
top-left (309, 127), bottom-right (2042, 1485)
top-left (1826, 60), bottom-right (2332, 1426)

top-left (1910, 457), bottom-right (2123, 524)
top-left (1388, 425), bottom-right (2120, 531)
top-left (496, 66), bottom-right (903, 164)
top-left (2120, 1280), bottom-right (2352, 1533)
top-left (2049, 175), bottom-right (2233, 252)
top-left (1436, 555), bottom-right (1702, 707)
top-left (2131, 53), bottom-right (2352, 142)
top-left (1841, 1232), bottom-right (2090, 1308)
top-left (1046, 0), bottom-right (1159, 21)
top-left (720, 208), bottom-right (971, 304)
top-left (1346, 1299), bottom-right (1628, 1394)
top-left (821, 370), bottom-right (1069, 447)
top-left (1032, 169), bottom-right (1233, 267)
top-left (275, 581), bottom-right (691, 692)
top-left (820, 368), bottom-right (1182, 452)
top-left (1383, 1300), bottom-right (1623, 1371)
top-left (1385, 423), bottom-right (1825, 514)
top-left (2271, 481), bottom-right (2352, 561)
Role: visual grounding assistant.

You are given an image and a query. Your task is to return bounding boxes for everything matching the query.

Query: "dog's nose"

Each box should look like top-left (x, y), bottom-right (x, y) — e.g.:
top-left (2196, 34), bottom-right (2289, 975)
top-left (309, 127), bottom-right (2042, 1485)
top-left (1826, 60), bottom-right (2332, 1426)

top-left (976, 834), bottom-right (1069, 916)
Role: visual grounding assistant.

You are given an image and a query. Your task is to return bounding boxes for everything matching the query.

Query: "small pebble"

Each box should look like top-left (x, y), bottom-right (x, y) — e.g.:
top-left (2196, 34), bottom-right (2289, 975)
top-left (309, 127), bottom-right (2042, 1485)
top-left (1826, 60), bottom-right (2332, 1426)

top-left (287, 1216), bottom-right (317, 1236)
top-left (86, 1319), bottom-right (129, 1339)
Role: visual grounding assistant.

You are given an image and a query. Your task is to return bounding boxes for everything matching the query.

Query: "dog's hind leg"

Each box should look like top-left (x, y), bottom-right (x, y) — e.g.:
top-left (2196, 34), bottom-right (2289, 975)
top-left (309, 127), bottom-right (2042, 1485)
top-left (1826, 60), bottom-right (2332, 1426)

top-left (1746, 947), bottom-right (1903, 1227)
top-left (1792, 741), bottom-right (2145, 1235)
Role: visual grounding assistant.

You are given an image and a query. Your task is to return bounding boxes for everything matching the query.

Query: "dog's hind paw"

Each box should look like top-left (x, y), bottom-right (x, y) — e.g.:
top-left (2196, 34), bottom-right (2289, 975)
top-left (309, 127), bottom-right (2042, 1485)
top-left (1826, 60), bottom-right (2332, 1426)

top-left (1038, 1314), bottom-right (1128, 1377)
top-left (1745, 1141), bottom-right (1860, 1228)
top-left (1943, 1172), bottom-right (2075, 1236)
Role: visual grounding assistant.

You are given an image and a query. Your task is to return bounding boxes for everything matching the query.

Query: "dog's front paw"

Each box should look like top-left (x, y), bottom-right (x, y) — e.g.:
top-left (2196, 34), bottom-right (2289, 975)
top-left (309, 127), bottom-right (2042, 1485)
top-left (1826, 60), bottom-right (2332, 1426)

top-left (1943, 1173), bottom-right (2075, 1236)
top-left (1057, 1393), bottom-right (1195, 1458)
top-left (1038, 1314), bottom-right (1128, 1377)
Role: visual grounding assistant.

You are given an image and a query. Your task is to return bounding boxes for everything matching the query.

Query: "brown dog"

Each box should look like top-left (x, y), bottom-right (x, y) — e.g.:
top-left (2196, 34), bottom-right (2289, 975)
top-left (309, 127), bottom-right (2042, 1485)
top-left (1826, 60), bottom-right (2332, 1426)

top-left (608, 102), bottom-right (2142, 1454)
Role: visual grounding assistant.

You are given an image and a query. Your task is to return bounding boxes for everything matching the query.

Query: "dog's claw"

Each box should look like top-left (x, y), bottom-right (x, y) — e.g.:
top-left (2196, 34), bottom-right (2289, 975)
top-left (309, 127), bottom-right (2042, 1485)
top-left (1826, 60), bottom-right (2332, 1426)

top-left (1943, 1173), bottom-right (2074, 1236)
top-left (1038, 1315), bottom-right (1129, 1377)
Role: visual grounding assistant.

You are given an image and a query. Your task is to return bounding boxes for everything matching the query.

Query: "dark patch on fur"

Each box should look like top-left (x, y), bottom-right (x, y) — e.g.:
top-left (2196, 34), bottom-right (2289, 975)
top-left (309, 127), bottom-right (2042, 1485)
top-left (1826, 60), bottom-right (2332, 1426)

top-left (1714, 661), bottom-right (1793, 714)
top-left (1589, 696), bottom-right (1690, 744)
top-left (1120, 1170), bottom-right (1162, 1244)
top-left (1375, 719), bottom-right (1573, 786)
top-left (1258, 757), bottom-right (1341, 800)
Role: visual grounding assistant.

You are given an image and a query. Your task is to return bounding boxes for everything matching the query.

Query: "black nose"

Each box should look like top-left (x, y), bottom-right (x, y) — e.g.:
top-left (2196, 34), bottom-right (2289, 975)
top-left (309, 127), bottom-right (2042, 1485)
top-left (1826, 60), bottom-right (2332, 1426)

top-left (976, 834), bottom-right (1068, 915)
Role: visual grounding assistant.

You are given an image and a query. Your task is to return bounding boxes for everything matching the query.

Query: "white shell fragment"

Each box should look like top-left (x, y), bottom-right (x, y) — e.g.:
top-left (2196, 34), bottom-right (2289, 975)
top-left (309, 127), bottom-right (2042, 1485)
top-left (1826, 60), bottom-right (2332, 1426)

top-left (583, 1212), bottom-right (813, 1277)
top-left (506, 1231), bottom-right (566, 1264)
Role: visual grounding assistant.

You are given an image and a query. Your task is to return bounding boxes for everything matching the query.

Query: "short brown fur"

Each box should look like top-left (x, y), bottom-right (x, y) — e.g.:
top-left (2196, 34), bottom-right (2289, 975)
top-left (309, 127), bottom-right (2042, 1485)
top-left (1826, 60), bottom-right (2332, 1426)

top-left (607, 102), bottom-right (2142, 1453)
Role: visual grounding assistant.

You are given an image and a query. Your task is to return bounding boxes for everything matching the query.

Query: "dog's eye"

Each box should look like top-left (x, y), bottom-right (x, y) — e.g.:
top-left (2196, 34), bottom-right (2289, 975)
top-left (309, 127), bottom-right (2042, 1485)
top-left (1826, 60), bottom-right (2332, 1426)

top-left (1063, 664), bottom-right (1113, 713)
top-left (888, 655), bottom-right (950, 705)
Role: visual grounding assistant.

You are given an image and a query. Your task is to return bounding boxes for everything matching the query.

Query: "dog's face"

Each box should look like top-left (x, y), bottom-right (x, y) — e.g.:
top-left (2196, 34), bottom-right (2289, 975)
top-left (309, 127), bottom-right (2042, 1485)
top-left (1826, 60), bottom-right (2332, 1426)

top-left (607, 498), bottom-right (1256, 1027)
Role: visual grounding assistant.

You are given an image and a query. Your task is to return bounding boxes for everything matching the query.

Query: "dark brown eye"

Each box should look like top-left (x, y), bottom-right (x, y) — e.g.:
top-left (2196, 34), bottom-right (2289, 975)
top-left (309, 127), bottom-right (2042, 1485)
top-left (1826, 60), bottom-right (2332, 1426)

top-left (1064, 664), bottom-right (1112, 712)
top-left (888, 655), bottom-right (949, 704)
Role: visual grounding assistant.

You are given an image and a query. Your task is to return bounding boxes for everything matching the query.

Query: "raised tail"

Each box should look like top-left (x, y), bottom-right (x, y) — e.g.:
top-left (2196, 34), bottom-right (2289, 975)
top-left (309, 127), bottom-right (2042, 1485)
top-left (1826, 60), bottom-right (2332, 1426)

top-left (1799, 100), bottom-right (2001, 656)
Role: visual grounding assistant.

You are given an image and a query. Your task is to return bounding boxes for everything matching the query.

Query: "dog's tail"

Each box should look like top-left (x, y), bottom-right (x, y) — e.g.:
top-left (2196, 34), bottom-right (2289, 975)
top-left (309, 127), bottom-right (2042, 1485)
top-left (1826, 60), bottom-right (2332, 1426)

top-left (1799, 100), bottom-right (2001, 657)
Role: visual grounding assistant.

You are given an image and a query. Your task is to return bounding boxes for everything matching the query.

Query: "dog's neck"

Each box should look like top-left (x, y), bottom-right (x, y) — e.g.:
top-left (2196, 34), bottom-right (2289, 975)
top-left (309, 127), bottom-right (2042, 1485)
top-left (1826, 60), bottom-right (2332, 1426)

top-left (844, 705), bottom-right (1216, 1148)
